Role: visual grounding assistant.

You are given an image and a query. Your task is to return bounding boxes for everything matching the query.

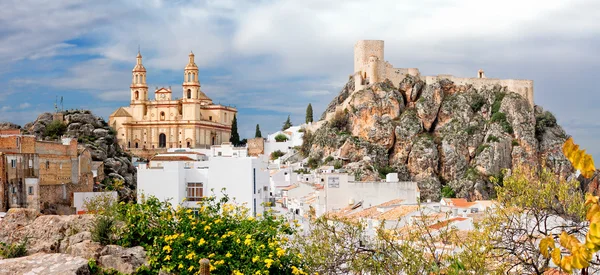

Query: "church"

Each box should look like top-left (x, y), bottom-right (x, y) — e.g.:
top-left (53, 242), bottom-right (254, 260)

top-left (109, 51), bottom-right (236, 151)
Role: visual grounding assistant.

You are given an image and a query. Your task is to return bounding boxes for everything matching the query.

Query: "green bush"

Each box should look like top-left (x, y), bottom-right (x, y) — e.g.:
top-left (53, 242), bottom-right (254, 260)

top-left (465, 167), bottom-right (480, 181)
top-left (535, 111), bottom-right (557, 139)
top-left (300, 131), bottom-right (314, 158)
top-left (377, 166), bottom-right (395, 179)
top-left (44, 120), bottom-right (66, 139)
top-left (92, 215), bottom-right (116, 245)
top-left (487, 135), bottom-right (500, 143)
top-left (333, 160), bottom-right (342, 170)
top-left (491, 92), bottom-right (506, 115)
top-left (470, 93), bottom-right (485, 112)
top-left (512, 139), bottom-right (520, 147)
top-left (0, 238), bottom-right (28, 258)
top-left (465, 125), bottom-right (478, 135)
top-left (491, 112), bottom-right (514, 134)
top-left (270, 150), bottom-right (285, 160)
top-left (274, 134), bottom-right (288, 142)
top-left (441, 185), bottom-right (456, 198)
top-left (307, 157), bottom-right (319, 169)
top-left (324, 156), bottom-right (334, 163)
top-left (330, 110), bottom-right (349, 131)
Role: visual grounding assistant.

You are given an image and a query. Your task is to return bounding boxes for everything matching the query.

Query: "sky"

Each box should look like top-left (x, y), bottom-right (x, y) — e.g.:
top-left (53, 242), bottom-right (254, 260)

top-left (0, 0), bottom-right (599, 159)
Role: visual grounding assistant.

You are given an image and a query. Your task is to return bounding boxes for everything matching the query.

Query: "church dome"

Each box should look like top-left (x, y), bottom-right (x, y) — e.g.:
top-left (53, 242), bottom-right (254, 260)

top-left (133, 52), bottom-right (146, 72)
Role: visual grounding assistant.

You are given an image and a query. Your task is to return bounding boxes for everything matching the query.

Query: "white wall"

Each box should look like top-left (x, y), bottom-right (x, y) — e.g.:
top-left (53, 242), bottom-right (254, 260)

top-left (138, 161), bottom-right (187, 206)
top-left (324, 173), bottom-right (419, 212)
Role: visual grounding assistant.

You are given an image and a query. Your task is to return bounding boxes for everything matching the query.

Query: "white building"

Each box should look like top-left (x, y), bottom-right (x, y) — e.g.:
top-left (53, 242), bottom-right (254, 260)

top-left (137, 149), bottom-right (270, 216)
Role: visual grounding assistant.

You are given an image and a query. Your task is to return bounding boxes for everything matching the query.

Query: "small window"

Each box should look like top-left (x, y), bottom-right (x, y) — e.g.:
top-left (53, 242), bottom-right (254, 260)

top-left (160, 112), bottom-right (165, 121)
top-left (28, 159), bottom-right (32, 168)
top-left (186, 183), bottom-right (203, 201)
top-left (59, 163), bottom-right (63, 170)
top-left (46, 161), bottom-right (50, 169)
top-left (28, 186), bottom-right (33, 195)
top-left (11, 159), bottom-right (16, 168)
top-left (209, 116), bottom-right (212, 121)
top-left (16, 137), bottom-right (20, 147)
top-left (11, 187), bottom-right (16, 194)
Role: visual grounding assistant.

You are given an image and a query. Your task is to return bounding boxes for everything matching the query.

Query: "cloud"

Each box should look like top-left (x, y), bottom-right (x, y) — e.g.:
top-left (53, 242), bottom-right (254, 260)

top-left (18, 103), bottom-right (31, 109)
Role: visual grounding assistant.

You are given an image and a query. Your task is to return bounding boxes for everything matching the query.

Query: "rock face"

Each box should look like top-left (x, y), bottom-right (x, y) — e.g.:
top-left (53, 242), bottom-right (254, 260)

top-left (98, 245), bottom-right (147, 274)
top-left (307, 75), bottom-right (575, 201)
top-left (23, 110), bottom-right (136, 200)
top-left (0, 253), bottom-right (90, 275)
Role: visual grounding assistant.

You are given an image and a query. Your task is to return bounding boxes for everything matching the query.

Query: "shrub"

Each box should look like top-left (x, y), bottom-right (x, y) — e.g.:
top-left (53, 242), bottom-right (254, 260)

top-left (535, 111), bottom-right (557, 139)
top-left (44, 120), bottom-right (66, 139)
top-left (465, 125), bottom-right (478, 135)
top-left (0, 238), bottom-right (28, 258)
top-left (491, 92), bottom-right (506, 115)
top-left (377, 166), bottom-right (395, 179)
top-left (475, 144), bottom-right (490, 156)
top-left (333, 160), bottom-right (342, 170)
top-left (330, 110), bottom-right (349, 131)
top-left (324, 156), bottom-right (334, 163)
top-left (470, 93), bottom-right (485, 112)
top-left (300, 130), bottom-right (314, 157)
top-left (270, 150), bottom-right (285, 160)
top-left (465, 167), bottom-right (480, 181)
top-left (512, 139), bottom-right (520, 147)
top-left (92, 215), bottom-right (116, 245)
top-left (491, 112), bottom-right (514, 134)
top-left (441, 185), bottom-right (456, 198)
top-left (487, 135), bottom-right (500, 143)
top-left (274, 134), bottom-right (288, 142)
top-left (307, 157), bottom-right (319, 169)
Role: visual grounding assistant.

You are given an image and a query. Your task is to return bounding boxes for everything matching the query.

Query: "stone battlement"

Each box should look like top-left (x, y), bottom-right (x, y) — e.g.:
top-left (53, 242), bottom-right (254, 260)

top-left (352, 40), bottom-right (534, 107)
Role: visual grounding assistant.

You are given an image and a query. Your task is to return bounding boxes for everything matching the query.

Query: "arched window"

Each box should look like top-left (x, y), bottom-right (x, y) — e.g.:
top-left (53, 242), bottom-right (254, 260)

top-left (187, 72), bottom-right (191, 82)
top-left (160, 111), bottom-right (165, 121)
top-left (134, 91), bottom-right (139, 100)
top-left (135, 142), bottom-right (139, 148)
top-left (136, 74), bottom-right (139, 84)
top-left (159, 133), bottom-right (166, 148)
top-left (46, 160), bottom-right (50, 169)
top-left (187, 89), bottom-right (192, 99)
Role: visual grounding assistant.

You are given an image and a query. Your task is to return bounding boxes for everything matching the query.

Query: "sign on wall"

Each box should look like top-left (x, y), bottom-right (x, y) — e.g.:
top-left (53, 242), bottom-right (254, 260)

top-left (328, 176), bottom-right (340, 188)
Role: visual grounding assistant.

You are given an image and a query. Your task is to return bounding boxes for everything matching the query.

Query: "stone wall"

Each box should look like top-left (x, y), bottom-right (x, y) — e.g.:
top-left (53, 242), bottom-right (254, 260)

top-left (0, 135), bottom-right (36, 153)
top-left (354, 40), bottom-right (384, 73)
top-left (247, 138), bottom-right (264, 157)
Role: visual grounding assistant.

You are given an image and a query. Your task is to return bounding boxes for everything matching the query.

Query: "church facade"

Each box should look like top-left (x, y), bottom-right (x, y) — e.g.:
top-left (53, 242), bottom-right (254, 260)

top-left (109, 52), bottom-right (236, 150)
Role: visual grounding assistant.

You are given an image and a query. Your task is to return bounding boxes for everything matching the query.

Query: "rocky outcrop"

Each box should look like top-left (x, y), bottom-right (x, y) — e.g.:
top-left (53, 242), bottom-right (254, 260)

top-left (0, 253), bottom-right (91, 275)
top-left (0, 122), bottom-right (21, 130)
top-left (0, 209), bottom-right (94, 254)
top-left (98, 245), bottom-right (147, 274)
top-left (311, 75), bottom-right (575, 201)
top-left (23, 110), bottom-right (136, 200)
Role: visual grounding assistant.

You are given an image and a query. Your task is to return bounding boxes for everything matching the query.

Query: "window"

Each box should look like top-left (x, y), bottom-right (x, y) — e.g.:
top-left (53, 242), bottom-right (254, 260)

top-left (160, 112), bottom-right (165, 121)
top-left (186, 183), bottom-right (203, 201)
top-left (187, 89), bottom-right (191, 99)
top-left (28, 159), bottom-right (32, 168)
top-left (11, 159), bottom-right (16, 168)
top-left (209, 116), bottom-right (212, 121)
top-left (134, 91), bottom-right (139, 100)
top-left (159, 133), bottom-right (166, 148)
top-left (16, 137), bottom-right (20, 147)
top-left (46, 160), bottom-right (50, 169)
top-left (28, 186), bottom-right (33, 195)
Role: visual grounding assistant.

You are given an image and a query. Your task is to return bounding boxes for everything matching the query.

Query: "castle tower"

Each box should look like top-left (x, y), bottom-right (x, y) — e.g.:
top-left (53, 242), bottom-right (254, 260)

top-left (131, 51), bottom-right (148, 102)
top-left (183, 51), bottom-right (200, 100)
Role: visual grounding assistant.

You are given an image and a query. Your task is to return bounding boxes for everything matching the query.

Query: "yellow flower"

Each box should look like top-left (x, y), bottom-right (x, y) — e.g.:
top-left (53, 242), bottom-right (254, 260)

top-left (215, 219), bottom-right (221, 224)
top-left (244, 238), bottom-right (252, 245)
top-left (236, 238), bottom-right (241, 244)
top-left (185, 251), bottom-right (196, 260)
top-left (178, 263), bottom-right (183, 269)
top-left (208, 253), bottom-right (215, 258)
top-left (247, 216), bottom-right (255, 221)
top-left (162, 245), bottom-right (172, 253)
top-left (226, 252), bottom-right (232, 258)
top-left (186, 209), bottom-right (192, 214)
top-left (233, 270), bottom-right (243, 275)
top-left (255, 271), bottom-right (262, 275)
top-left (210, 264), bottom-right (216, 271)
top-left (198, 238), bottom-right (206, 246)
top-left (164, 255), bottom-right (171, 261)
top-left (246, 234), bottom-right (252, 239)
top-left (252, 255), bottom-right (260, 263)
top-left (204, 225), bottom-right (211, 231)
top-left (188, 237), bottom-right (195, 242)
top-left (264, 259), bottom-right (274, 268)
top-left (217, 240), bottom-right (222, 245)
top-left (276, 247), bottom-right (285, 257)
top-left (188, 265), bottom-right (194, 272)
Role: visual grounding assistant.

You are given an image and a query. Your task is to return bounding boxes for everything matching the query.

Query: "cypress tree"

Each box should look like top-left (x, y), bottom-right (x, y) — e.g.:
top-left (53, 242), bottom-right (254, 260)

top-left (229, 114), bottom-right (240, 145)
top-left (306, 103), bottom-right (313, 123)
top-left (255, 124), bottom-right (262, 138)
top-left (282, 115), bottom-right (292, 131)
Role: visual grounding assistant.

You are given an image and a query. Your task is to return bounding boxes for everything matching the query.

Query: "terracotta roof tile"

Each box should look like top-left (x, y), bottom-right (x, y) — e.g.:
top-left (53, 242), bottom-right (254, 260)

top-left (429, 217), bottom-right (468, 230)
top-left (377, 205), bottom-right (420, 221)
top-left (151, 156), bottom-right (194, 161)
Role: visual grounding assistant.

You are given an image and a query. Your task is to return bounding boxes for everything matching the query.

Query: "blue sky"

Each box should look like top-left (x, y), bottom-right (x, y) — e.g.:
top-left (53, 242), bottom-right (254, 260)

top-left (1, 0), bottom-right (599, 159)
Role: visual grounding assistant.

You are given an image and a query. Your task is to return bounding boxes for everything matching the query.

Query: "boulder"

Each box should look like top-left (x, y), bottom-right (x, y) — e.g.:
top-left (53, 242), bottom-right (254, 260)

top-left (407, 135), bottom-right (439, 176)
top-left (92, 129), bottom-right (109, 138)
top-left (98, 245), bottom-right (147, 274)
top-left (67, 240), bottom-right (103, 261)
top-left (414, 173), bottom-right (441, 201)
top-left (0, 253), bottom-right (90, 275)
top-left (416, 82), bottom-right (444, 131)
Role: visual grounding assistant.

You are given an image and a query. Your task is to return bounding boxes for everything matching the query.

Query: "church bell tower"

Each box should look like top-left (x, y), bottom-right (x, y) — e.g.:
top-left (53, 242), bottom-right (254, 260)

top-left (183, 51), bottom-right (200, 100)
top-left (131, 51), bottom-right (148, 102)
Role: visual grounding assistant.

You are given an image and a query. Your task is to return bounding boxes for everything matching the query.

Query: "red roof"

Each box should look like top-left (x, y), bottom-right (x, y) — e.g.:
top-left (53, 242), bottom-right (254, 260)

top-left (151, 156), bottom-right (194, 161)
top-left (429, 217), bottom-right (468, 230)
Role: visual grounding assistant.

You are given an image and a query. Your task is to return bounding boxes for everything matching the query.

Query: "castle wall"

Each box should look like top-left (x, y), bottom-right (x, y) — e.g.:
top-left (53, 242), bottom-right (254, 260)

top-left (424, 75), bottom-right (534, 106)
top-left (247, 138), bottom-right (264, 156)
top-left (386, 67), bottom-right (421, 87)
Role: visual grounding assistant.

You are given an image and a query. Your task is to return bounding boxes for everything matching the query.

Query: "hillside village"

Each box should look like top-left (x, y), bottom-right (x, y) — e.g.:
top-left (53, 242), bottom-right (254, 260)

top-left (0, 39), bottom-right (595, 274)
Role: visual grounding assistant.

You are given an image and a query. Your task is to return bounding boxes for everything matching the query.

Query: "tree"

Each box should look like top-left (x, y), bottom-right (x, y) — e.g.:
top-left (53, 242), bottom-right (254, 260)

top-left (305, 103), bottom-right (313, 124)
top-left (282, 115), bottom-right (292, 131)
top-left (44, 120), bottom-right (66, 139)
top-left (229, 114), bottom-right (240, 146)
top-left (255, 124), bottom-right (262, 138)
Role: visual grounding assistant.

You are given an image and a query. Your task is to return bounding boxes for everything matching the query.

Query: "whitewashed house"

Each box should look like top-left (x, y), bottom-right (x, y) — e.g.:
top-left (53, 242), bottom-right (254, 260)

top-left (137, 147), bottom-right (270, 216)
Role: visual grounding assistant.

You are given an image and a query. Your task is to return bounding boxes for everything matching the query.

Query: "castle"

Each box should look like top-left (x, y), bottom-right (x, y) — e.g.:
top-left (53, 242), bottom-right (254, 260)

top-left (109, 52), bottom-right (237, 152)
top-left (352, 40), bottom-right (534, 106)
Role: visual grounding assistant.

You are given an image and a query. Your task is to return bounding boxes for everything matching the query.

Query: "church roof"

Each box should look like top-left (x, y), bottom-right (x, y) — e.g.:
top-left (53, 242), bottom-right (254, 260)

top-left (110, 107), bottom-right (132, 118)
top-left (198, 90), bottom-right (211, 100)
